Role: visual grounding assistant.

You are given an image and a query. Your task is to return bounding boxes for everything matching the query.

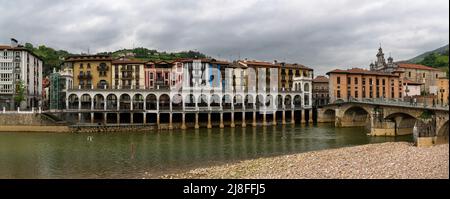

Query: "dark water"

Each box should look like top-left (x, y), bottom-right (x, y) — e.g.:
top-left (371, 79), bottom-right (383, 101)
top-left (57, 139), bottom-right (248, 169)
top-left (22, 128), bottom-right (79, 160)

top-left (0, 124), bottom-right (412, 178)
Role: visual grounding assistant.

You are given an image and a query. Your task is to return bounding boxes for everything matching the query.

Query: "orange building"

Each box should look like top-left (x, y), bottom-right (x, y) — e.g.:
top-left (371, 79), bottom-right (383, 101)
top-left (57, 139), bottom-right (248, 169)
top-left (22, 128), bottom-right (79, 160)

top-left (327, 68), bottom-right (402, 103)
top-left (437, 77), bottom-right (449, 106)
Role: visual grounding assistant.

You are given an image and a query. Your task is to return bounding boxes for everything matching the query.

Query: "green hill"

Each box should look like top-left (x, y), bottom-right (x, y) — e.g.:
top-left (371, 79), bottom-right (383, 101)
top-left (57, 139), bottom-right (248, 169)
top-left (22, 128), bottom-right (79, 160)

top-left (24, 44), bottom-right (209, 77)
top-left (407, 44), bottom-right (449, 78)
top-left (408, 44), bottom-right (449, 63)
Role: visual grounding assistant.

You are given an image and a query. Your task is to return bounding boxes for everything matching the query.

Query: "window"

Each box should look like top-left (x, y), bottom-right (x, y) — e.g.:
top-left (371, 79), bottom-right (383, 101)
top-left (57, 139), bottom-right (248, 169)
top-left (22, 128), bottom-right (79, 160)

top-left (337, 77), bottom-right (340, 84)
top-left (355, 91), bottom-right (358, 98)
top-left (409, 72), bottom-right (411, 77)
top-left (87, 63), bottom-right (91, 68)
top-left (347, 77), bottom-right (351, 85)
top-left (369, 78), bottom-right (372, 85)
top-left (376, 79), bottom-right (379, 86)
top-left (80, 63), bottom-right (83, 69)
top-left (337, 90), bottom-right (341, 98)
top-left (423, 73), bottom-right (425, 78)
top-left (354, 77), bottom-right (358, 84)
top-left (362, 78), bottom-right (366, 85)
top-left (382, 79), bottom-right (385, 86)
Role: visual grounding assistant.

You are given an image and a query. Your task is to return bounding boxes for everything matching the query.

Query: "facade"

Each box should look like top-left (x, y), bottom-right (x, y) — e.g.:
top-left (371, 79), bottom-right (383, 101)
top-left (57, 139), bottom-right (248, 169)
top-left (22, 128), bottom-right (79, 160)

top-left (403, 79), bottom-right (421, 97)
top-left (65, 55), bottom-right (112, 89)
top-left (0, 38), bottom-right (43, 110)
top-left (312, 75), bottom-right (329, 107)
top-left (327, 68), bottom-right (402, 103)
top-left (437, 78), bottom-right (449, 106)
top-left (111, 58), bottom-right (145, 89)
top-left (145, 60), bottom-right (183, 90)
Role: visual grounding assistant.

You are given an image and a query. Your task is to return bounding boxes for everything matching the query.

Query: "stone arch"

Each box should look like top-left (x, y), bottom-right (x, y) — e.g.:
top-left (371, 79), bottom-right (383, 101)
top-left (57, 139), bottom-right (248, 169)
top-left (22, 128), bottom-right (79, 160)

top-left (245, 94), bottom-right (254, 109)
top-left (293, 95), bottom-right (302, 108)
top-left (342, 106), bottom-right (370, 127)
top-left (184, 94), bottom-right (196, 108)
top-left (323, 109), bottom-right (336, 122)
top-left (172, 94), bottom-right (183, 110)
top-left (304, 83), bottom-right (310, 92)
top-left (436, 120), bottom-right (449, 144)
top-left (119, 94), bottom-right (131, 110)
top-left (93, 94), bottom-right (105, 110)
top-left (284, 95), bottom-right (292, 108)
top-left (277, 95), bottom-right (283, 109)
top-left (223, 94), bottom-right (232, 109)
top-left (159, 94), bottom-right (170, 110)
top-left (256, 94), bottom-right (264, 108)
top-left (266, 94), bottom-right (273, 107)
top-left (133, 94), bottom-right (144, 110)
top-left (233, 94), bottom-right (243, 108)
top-left (80, 94), bottom-right (91, 109)
top-left (210, 94), bottom-right (221, 107)
top-left (198, 94), bottom-right (208, 107)
top-left (68, 94), bottom-right (79, 109)
top-left (384, 112), bottom-right (418, 136)
top-left (146, 94), bottom-right (157, 110)
top-left (106, 94), bottom-right (117, 110)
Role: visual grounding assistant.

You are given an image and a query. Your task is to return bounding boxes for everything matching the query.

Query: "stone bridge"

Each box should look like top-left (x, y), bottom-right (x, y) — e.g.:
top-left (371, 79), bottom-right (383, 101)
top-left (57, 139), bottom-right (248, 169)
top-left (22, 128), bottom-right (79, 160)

top-left (317, 100), bottom-right (449, 143)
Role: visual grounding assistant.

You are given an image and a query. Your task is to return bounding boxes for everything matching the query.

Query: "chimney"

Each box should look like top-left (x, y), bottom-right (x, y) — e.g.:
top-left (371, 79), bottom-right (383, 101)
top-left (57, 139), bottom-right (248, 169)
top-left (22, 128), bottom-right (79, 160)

top-left (11, 38), bottom-right (18, 48)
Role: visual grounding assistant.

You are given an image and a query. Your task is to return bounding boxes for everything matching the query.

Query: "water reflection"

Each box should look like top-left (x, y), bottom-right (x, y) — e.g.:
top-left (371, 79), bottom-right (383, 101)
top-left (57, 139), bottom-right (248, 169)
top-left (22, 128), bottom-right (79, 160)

top-left (0, 124), bottom-right (412, 178)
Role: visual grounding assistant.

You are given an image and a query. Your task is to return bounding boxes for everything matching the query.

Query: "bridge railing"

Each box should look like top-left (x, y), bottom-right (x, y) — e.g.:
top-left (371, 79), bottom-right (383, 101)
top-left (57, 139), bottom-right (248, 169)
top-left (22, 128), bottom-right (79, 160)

top-left (331, 98), bottom-right (449, 111)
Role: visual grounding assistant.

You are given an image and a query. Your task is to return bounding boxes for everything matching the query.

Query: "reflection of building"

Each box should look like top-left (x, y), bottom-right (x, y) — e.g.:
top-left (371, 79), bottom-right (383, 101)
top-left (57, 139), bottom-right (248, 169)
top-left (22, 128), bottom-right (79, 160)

top-left (312, 76), bottom-right (329, 107)
top-left (0, 38), bottom-right (43, 109)
top-left (49, 67), bottom-right (73, 110)
top-left (64, 55), bottom-right (112, 89)
top-left (327, 68), bottom-right (402, 103)
top-left (437, 78), bottom-right (449, 106)
top-left (111, 58), bottom-right (145, 89)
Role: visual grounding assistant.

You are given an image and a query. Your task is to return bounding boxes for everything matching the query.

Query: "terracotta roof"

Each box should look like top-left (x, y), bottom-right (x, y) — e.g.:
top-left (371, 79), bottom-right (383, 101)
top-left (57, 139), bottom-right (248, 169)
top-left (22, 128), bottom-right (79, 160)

top-left (326, 68), bottom-right (399, 77)
top-left (112, 59), bottom-right (146, 64)
top-left (239, 60), bottom-right (278, 67)
top-left (313, 75), bottom-right (329, 83)
top-left (65, 55), bottom-right (112, 62)
top-left (397, 63), bottom-right (440, 71)
top-left (281, 63), bottom-right (313, 70)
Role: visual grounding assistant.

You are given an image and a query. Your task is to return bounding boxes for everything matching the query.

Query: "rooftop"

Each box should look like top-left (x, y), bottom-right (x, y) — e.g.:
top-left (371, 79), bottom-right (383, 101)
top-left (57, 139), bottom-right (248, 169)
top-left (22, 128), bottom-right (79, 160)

top-left (397, 63), bottom-right (441, 71)
top-left (313, 75), bottom-right (329, 83)
top-left (327, 68), bottom-right (399, 77)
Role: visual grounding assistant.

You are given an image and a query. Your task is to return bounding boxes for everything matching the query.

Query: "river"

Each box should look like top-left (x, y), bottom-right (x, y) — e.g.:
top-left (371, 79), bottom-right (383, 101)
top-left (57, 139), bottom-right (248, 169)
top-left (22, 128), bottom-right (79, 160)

top-left (0, 124), bottom-right (412, 178)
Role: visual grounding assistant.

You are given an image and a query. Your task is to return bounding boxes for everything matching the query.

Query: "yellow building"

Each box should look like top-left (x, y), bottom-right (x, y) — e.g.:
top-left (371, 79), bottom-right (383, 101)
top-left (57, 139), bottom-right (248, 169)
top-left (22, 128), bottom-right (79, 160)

top-left (64, 55), bottom-right (112, 89)
top-left (111, 58), bottom-right (145, 89)
top-left (437, 77), bottom-right (449, 106)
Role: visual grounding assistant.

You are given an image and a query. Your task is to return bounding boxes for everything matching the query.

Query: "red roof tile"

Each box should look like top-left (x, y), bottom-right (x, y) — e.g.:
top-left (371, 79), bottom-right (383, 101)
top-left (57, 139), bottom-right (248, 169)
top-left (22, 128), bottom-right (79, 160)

top-left (397, 63), bottom-right (440, 71)
top-left (313, 75), bottom-right (329, 83)
top-left (326, 68), bottom-right (399, 76)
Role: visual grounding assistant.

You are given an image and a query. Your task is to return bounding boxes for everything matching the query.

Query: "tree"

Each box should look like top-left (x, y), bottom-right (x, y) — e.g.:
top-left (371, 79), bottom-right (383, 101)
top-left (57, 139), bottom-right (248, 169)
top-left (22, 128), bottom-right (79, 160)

top-left (14, 80), bottom-right (26, 107)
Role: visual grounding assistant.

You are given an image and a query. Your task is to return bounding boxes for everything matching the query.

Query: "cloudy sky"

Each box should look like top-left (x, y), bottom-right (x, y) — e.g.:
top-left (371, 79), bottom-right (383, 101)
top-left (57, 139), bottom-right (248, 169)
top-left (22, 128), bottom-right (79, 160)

top-left (1, 0), bottom-right (448, 75)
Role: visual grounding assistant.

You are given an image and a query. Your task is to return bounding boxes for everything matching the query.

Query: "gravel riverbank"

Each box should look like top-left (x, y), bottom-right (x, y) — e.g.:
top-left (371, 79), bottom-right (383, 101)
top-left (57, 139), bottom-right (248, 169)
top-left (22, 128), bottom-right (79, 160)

top-left (160, 142), bottom-right (449, 179)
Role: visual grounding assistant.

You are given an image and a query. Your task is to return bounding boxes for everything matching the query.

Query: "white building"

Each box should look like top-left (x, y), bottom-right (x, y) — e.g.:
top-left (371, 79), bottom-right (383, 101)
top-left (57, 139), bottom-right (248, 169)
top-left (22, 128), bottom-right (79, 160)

top-left (0, 38), bottom-right (43, 110)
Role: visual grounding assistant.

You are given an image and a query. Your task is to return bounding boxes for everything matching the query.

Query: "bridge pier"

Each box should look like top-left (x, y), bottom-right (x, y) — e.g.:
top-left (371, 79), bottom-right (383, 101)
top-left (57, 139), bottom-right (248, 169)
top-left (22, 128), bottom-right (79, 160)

top-left (241, 112), bottom-right (246, 127)
top-left (195, 113), bottom-right (199, 129)
top-left (230, 112), bottom-right (235, 127)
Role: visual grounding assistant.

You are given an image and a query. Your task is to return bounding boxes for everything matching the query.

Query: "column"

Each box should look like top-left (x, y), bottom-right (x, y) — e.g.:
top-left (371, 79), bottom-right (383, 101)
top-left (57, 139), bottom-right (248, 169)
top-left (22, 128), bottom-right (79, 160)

top-left (309, 109), bottom-right (313, 124)
top-left (195, 113), bottom-right (199, 129)
top-left (143, 113), bottom-right (147, 124)
top-left (104, 113), bottom-right (107, 124)
top-left (78, 113), bottom-right (82, 123)
top-left (169, 113), bottom-right (173, 130)
top-left (220, 113), bottom-right (224, 128)
top-left (91, 99), bottom-right (94, 110)
top-left (130, 113), bottom-right (134, 124)
top-left (272, 113), bottom-right (277, 125)
top-left (157, 113), bottom-right (160, 127)
top-left (207, 113), bottom-right (212, 129)
top-left (117, 113), bottom-right (120, 124)
top-left (252, 111), bottom-right (257, 127)
top-left (291, 110), bottom-right (295, 124)
top-left (301, 109), bottom-right (306, 124)
top-left (230, 112), bottom-right (235, 127)
top-left (242, 112), bottom-right (246, 127)
top-left (263, 112), bottom-right (267, 126)
top-left (90, 113), bottom-right (94, 123)
top-left (181, 113), bottom-right (187, 129)
top-left (282, 110), bottom-right (286, 125)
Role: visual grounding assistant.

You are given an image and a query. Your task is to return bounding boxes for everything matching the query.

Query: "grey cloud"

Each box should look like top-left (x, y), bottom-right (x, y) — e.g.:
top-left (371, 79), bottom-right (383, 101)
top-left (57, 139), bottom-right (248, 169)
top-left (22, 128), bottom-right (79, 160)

top-left (0, 0), bottom-right (448, 75)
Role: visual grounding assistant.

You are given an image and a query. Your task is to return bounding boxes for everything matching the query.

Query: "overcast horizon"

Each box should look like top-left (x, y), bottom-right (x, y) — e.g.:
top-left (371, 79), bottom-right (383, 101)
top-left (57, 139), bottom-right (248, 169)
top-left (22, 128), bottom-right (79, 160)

top-left (1, 0), bottom-right (448, 76)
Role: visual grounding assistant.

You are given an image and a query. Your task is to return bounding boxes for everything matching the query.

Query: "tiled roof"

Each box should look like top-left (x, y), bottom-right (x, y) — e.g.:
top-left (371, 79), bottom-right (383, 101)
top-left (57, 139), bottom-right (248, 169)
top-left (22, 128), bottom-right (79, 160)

top-left (326, 68), bottom-right (399, 76)
top-left (281, 63), bottom-right (313, 70)
top-left (403, 79), bottom-right (423, 85)
top-left (313, 75), bottom-right (329, 83)
top-left (397, 63), bottom-right (440, 71)
top-left (65, 55), bottom-right (112, 62)
top-left (112, 59), bottom-right (146, 64)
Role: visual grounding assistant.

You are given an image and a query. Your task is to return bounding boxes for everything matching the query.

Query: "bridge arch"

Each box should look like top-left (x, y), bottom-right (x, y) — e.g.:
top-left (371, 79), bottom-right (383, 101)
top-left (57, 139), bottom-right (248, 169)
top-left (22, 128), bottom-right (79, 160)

top-left (342, 106), bottom-right (370, 127)
top-left (384, 112), bottom-right (417, 136)
top-left (436, 120), bottom-right (449, 144)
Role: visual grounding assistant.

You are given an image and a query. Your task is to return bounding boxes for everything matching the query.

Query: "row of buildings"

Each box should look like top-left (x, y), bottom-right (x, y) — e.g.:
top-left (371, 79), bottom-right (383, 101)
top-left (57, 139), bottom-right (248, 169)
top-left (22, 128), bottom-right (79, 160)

top-left (312, 46), bottom-right (449, 108)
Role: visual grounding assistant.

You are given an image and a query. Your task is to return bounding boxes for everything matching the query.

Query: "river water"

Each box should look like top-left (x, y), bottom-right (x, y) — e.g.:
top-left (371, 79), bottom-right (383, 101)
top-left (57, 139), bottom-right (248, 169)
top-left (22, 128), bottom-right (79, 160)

top-left (0, 124), bottom-right (412, 178)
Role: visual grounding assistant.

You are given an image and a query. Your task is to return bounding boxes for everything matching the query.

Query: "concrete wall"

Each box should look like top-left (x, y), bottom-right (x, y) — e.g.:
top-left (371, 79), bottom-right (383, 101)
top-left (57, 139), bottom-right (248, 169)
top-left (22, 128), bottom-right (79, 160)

top-left (0, 113), bottom-right (56, 125)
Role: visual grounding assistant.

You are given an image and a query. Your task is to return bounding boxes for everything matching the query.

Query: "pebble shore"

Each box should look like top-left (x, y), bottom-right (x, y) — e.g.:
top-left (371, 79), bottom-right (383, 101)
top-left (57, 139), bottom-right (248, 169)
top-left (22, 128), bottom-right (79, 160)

top-left (161, 142), bottom-right (449, 179)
